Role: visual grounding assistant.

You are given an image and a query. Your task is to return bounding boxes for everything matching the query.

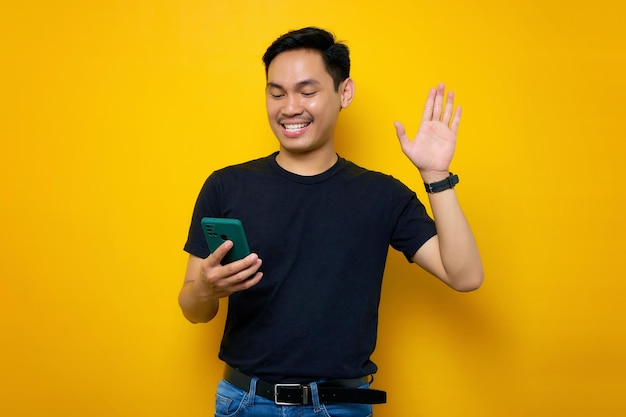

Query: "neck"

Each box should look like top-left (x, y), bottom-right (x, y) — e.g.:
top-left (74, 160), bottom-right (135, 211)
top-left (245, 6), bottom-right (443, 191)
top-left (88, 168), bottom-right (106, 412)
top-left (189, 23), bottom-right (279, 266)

top-left (275, 149), bottom-right (338, 176)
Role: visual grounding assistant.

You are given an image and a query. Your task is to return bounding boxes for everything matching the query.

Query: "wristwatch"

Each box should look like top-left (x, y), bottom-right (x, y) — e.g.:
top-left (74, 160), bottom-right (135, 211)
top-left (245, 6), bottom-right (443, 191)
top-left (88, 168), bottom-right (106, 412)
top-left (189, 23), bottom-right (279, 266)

top-left (424, 173), bottom-right (459, 193)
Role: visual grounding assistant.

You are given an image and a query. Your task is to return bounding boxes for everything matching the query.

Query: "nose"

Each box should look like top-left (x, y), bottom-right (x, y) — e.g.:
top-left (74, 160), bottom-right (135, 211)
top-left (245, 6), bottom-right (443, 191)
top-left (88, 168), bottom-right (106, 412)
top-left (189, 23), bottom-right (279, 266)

top-left (282, 94), bottom-right (304, 116)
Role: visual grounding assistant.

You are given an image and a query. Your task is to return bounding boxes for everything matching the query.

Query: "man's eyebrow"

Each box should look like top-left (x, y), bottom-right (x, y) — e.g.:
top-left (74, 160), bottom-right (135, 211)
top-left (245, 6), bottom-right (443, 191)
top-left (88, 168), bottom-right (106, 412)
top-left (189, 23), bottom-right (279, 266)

top-left (266, 79), bottom-right (321, 89)
top-left (266, 82), bottom-right (284, 90)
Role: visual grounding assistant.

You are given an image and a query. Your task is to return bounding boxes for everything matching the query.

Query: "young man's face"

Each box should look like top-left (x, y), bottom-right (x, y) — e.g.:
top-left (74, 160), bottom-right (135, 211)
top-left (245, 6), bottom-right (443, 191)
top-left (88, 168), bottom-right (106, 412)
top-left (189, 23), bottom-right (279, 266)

top-left (265, 49), bottom-right (352, 158)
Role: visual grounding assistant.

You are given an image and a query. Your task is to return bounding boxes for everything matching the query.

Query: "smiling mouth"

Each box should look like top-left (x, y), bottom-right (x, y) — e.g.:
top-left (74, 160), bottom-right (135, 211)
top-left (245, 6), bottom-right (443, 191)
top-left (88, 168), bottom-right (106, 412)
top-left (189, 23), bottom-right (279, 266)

top-left (282, 122), bottom-right (310, 133)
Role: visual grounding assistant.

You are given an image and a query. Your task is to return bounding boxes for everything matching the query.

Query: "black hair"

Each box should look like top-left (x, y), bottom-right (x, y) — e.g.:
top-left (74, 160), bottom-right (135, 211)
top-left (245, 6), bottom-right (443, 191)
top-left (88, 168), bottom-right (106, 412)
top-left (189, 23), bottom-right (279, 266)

top-left (262, 27), bottom-right (350, 91)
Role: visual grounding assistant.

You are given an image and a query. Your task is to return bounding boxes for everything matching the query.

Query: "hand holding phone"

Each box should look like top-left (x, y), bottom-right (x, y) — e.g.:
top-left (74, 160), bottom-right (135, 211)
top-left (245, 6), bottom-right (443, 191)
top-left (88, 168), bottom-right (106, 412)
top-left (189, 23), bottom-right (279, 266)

top-left (201, 217), bottom-right (251, 265)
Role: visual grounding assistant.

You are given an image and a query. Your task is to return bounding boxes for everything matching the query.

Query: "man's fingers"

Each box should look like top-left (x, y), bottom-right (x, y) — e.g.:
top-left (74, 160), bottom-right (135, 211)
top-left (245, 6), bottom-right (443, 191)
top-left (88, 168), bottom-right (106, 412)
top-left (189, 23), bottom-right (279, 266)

top-left (220, 253), bottom-right (262, 282)
top-left (432, 83), bottom-right (445, 121)
top-left (422, 88), bottom-right (436, 122)
top-left (222, 253), bottom-right (260, 277)
top-left (207, 240), bottom-right (234, 266)
top-left (394, 121), bottom-right (407, 140)
top-left (202, 252), bottom-right (263, 295)
top-left (233, 271), bottom-right (263, 292)
top-left (450, 106), bottom-right (462, 134)
top-left (442, 91), bottom-right (454, 125)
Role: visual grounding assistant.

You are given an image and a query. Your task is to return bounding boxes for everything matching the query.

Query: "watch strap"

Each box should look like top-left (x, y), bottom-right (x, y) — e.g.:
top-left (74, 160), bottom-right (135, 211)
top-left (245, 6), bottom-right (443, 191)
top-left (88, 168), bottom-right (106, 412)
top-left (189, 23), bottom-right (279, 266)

top-left (424, 173), bottom-right (459, 193)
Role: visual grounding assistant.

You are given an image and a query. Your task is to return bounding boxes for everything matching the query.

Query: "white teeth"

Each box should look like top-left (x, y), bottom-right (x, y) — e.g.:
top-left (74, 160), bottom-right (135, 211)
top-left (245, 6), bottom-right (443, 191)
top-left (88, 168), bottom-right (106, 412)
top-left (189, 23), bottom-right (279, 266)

top-left (283, 123), bottom-right (309, 132)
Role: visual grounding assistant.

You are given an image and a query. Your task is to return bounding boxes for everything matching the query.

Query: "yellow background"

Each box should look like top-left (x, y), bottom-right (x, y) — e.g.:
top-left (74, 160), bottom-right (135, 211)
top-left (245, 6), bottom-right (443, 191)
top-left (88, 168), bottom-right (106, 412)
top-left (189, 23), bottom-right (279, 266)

top-left (1, 1), bottom-right (624, 416)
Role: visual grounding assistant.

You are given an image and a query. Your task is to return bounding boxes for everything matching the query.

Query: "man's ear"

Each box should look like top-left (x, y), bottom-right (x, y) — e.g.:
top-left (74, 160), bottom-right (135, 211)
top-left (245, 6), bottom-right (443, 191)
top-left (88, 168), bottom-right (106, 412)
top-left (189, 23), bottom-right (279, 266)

top-left (339, 78), bottom-right (355, 109)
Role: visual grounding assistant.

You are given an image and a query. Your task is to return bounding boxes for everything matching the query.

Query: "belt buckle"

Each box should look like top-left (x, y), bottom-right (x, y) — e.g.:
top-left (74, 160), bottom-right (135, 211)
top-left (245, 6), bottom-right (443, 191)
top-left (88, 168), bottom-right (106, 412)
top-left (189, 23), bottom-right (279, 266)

top-left (274, 383), bottom-right (308, 405)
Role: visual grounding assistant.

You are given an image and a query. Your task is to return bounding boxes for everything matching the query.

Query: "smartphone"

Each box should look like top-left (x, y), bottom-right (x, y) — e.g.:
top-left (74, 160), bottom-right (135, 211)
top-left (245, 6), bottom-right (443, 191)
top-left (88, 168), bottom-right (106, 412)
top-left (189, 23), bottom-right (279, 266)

top-left (201, 217), bottom-right (251, 264)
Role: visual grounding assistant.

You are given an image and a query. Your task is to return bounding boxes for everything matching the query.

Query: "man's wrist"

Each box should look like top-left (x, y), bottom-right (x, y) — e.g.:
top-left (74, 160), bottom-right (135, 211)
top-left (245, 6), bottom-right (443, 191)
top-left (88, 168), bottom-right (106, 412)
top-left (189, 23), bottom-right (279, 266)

top-left (419, 170), bottom-right (451, 184)
top-left (423, 172), bottom-right (459, 194)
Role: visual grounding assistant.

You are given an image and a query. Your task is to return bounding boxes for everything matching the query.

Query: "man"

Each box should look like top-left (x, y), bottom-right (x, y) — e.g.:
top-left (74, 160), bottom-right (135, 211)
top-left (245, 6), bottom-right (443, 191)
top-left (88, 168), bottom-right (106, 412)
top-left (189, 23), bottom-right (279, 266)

top-left (179, 27), bottom-right (483, 416)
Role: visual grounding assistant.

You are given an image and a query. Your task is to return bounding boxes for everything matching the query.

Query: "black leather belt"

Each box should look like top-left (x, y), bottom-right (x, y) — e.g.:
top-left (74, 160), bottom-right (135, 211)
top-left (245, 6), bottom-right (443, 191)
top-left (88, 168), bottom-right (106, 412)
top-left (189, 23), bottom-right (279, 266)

top-left (223, 365), bottom-right (387, 405)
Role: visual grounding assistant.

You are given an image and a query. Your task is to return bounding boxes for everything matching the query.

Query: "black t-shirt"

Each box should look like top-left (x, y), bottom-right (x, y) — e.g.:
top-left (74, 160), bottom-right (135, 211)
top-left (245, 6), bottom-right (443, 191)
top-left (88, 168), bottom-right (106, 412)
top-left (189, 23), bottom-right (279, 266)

top-left (184, 153), bottom-right (436, 382)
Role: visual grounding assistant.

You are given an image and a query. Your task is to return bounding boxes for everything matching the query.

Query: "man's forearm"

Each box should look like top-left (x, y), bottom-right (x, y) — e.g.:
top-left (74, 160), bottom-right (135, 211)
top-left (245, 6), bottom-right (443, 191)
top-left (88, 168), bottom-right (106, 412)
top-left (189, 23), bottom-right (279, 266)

top-left (428, 188), bottom-right (483, 291)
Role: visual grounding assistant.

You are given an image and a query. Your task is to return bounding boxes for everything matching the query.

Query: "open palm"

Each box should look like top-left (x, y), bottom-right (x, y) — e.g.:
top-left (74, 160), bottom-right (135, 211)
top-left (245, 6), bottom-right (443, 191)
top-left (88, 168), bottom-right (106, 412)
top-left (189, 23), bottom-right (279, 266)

top-left (395, 83), bottom-right (461, 181)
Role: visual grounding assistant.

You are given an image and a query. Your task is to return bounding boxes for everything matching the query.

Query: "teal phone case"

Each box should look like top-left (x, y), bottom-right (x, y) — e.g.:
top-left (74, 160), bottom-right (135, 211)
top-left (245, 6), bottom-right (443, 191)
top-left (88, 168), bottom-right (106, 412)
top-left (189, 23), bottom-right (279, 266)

top-left (201, 217), bottom-right (251, 264)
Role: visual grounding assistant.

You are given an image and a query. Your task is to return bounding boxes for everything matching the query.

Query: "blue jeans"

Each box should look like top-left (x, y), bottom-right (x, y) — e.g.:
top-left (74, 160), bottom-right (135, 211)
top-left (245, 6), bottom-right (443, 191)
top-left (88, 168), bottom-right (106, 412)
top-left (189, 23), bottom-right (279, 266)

top-left (214, 378), bottom-right (374, 417)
